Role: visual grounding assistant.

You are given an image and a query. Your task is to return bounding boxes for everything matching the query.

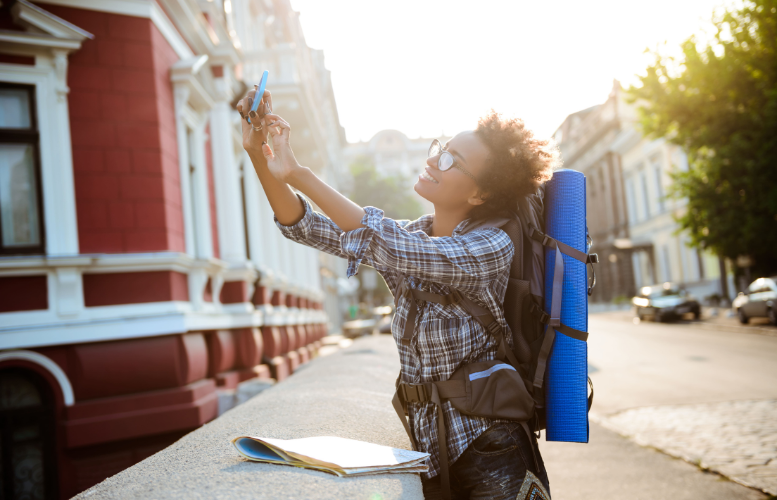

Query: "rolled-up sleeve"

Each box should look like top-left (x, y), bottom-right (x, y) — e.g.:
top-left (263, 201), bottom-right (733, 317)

top-left (340, 206), bottom-right (513, 294)
top-left (275, 194), bottom-right (348, 259)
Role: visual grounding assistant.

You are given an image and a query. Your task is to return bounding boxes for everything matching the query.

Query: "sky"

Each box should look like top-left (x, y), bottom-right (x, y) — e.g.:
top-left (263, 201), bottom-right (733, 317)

top-left (288, 0), bottom-right (732, 143)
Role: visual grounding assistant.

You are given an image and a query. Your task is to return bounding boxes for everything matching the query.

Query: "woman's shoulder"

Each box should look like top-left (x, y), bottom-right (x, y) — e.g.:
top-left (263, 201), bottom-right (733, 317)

top-left (392, 213), bottom-right (434, 232)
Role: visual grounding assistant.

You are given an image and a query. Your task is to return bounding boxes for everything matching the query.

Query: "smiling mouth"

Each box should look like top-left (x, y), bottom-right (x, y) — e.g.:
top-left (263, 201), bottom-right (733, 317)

top-left (419, 170), bottom-right (439, 184)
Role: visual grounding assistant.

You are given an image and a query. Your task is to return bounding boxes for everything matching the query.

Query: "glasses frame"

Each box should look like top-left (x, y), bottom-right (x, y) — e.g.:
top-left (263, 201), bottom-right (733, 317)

top-left (428, 139), bottom-right (477, 183)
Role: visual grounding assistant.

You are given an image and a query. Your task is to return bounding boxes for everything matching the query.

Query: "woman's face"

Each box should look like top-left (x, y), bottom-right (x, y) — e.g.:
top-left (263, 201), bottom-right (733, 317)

top-left (414, 131), bottom-right (490, 213)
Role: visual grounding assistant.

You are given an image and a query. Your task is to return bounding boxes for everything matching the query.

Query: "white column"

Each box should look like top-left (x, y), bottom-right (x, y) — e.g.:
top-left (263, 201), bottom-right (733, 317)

top-left (275, 224), bottom-right (290, 286)
top-left (305, 247), bottom-right (316, 293)
top-left (259, 193), bottom-right (282, 284)
top-left (292, 241), bottom-right (305, 289)
top-left (45, 50), bottom-right (79, 255)
top-left (209, 81), bottom-right (246, 263)
top-left (173, 85), bottom-right (196, 256)
top-left (242, 152), bottom-right (266, 270)
top-left (189, 123), bottom-right (213, 260)
top-left (311, 248), bottom-right (322, 293)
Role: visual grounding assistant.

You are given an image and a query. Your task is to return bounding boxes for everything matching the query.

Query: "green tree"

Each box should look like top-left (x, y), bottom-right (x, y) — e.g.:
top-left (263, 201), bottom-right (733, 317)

top-left (628, 0), bottom-right (777, 277)
top-left (347, 156), bottom-right (424, 221)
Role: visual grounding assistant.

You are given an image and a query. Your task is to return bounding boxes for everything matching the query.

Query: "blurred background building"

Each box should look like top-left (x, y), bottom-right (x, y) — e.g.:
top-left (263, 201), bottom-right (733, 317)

top-left (345, 129), bottom-right (448, 215)
top-left (554, 80), bottom-right (734, 305)
top-left (553, 81), bottom-right (635, 304)
top-left (0, 0), bottom-right (351, 497)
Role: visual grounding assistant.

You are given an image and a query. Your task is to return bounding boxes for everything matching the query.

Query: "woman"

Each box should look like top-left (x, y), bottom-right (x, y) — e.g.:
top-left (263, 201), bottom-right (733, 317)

top-left (237, 87), bottom-right (558, 499)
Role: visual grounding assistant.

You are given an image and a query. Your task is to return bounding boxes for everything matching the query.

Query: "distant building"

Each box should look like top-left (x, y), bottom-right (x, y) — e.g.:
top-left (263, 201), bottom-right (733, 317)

top-left (0, 0), bottom-right (347, 497)
top-left (554, 80), bottom-right (733, 304)
top-left (345, 130), bottom-right (449, 215)
top-left (611, 113), bottom-right (733, 302)
top-left (553, 81), bottom-right (635, 303)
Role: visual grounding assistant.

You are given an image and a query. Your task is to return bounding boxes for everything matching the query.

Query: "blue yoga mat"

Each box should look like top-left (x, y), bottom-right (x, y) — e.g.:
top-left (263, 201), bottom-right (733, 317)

top-left (543, 169), bottom-right (589, 443)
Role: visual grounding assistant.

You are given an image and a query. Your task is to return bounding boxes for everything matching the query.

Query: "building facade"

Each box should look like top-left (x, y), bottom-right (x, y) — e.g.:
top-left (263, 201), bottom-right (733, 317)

top-left (0, 0), bottom-right (345, 497)
top-left (555, 80), bottom-right (733, 304)
top-left (612, 118), bottom-right (732, 302)
top-left (553, 81), bottom-right (635, 303)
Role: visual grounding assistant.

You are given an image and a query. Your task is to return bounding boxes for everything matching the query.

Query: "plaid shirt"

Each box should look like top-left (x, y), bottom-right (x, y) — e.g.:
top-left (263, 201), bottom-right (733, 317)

top-left (276, 195), bottom-right (514, 479)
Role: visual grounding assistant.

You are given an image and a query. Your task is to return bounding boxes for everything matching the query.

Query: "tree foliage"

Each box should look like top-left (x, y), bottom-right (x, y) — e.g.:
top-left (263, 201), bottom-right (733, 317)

top-left (346, 156), bottom-right (423, 221)
top-left (628, 0), bottom-right (777, 276)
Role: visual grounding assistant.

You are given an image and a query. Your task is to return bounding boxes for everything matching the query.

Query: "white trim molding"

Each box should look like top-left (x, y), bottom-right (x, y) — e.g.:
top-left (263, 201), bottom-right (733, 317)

top-left (35, 0), bottom-right (194, 59)
top-left (0, 350), bottom-right (75, 406)
top-left (0, 304), bottom-right (327, 351)
top-left (12, 0), bottom-right (93, 41)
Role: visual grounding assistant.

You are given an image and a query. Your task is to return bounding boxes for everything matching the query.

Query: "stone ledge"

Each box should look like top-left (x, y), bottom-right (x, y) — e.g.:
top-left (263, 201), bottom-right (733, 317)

top-left (75, 335), bottom-right (423, 499)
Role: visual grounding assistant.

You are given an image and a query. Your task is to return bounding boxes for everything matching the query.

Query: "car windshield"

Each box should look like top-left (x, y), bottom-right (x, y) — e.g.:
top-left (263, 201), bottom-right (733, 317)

top-left (641, 287), bottom-right (684, 299)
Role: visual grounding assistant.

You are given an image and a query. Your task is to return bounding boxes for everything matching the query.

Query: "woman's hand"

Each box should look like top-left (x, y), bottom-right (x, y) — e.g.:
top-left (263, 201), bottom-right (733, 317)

top-left (236, 88), bottom-right (305, 185)
top-left (236, 85), bottom-right (364, 231)
top-left (261, 112), bottom-right (307, 186)
top-left (236, 86), bottom-right (271, 154)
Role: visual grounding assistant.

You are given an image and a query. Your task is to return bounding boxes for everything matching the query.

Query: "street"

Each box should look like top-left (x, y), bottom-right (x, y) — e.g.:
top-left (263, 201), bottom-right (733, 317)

top-left (540, 313), bottom-right (777, 499)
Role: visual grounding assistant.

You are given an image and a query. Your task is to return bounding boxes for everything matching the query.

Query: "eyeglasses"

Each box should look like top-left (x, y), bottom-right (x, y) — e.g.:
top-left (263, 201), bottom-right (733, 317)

top-left (428, 139), bottom-right (477, 182)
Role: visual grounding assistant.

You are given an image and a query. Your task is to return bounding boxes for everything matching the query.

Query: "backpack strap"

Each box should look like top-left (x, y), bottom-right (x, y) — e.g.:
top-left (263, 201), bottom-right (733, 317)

top-left (395, 273), bottom-right (458, 346)
top-left (392, 390), bottom-right (417, 451)
top-left (532, 244), bottom-right (593, 410)
top-left (528, 224), bottom-right (598, 265)
top-left (528, 223), bottom-right (599, 297)
top-left (392, 380), bottom-right (463, 500)
top-left (454, 294), bottom-right (523, 371)
top-left (393, 379), bottom-right (542, 500)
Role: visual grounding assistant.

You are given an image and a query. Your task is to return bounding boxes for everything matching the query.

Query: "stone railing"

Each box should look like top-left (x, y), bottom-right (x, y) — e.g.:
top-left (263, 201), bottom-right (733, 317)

top-left (75, 335), bottom-right (424, 500)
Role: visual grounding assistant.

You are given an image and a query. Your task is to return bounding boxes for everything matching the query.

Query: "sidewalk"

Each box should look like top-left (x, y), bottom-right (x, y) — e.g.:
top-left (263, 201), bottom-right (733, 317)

top-left (541, 422), bottom-right (767, 500)
top-left (598, 400), bottom-right (777, 495)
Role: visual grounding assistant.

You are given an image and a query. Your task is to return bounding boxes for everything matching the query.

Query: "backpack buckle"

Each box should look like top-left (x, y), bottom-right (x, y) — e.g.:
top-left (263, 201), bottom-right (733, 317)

top-left (400, 383), bottom-right (429, 403)
top-left (530, 302), bottom-right (550, 324)
top-left (486, 322), bottom-right (502, 336)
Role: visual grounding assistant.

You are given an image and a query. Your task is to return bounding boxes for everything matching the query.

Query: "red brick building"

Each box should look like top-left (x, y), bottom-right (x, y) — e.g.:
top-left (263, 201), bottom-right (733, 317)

top-left (0, 1), bottom-right (345, 497)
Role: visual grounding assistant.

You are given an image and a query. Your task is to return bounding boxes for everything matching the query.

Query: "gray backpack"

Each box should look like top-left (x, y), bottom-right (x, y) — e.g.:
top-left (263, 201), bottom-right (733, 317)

top-left (390, 186), bottom-right (597, 499)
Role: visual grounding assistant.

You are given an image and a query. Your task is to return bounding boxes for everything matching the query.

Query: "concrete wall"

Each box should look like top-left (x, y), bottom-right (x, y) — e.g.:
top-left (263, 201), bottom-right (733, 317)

top-left (75, 335), bottom-right (424, 500)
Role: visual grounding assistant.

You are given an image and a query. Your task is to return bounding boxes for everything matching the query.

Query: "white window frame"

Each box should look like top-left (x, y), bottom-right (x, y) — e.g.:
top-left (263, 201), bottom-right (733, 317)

top-left (1, 59), bottom-right (79, 256)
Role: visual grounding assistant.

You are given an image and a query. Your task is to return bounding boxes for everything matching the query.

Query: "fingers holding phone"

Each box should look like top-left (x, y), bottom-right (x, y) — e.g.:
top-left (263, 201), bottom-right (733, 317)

top-left (265, 113), bottom-right (290, 141)
top-left (238, 88), bottom-right (273, 156)
top-left (237, 88), bottom-right (272, 123)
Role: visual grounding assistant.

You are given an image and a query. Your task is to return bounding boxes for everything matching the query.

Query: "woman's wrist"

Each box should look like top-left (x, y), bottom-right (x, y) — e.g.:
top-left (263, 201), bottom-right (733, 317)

top-left (287, 165), bottom-right (313, 191)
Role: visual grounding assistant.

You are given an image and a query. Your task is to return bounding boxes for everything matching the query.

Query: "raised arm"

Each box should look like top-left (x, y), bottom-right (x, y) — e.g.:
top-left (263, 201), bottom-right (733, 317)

top-left (237, 88), bottom-right (365, 231)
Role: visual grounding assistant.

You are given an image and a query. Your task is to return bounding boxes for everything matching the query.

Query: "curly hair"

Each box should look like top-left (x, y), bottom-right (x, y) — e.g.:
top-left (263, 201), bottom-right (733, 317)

top-left (470, 110), bottom-right (559, 220)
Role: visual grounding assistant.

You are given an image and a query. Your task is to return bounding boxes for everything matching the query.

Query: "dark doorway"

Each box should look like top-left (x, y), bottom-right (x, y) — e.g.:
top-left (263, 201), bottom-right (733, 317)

top-left (0, 368), bottom-right (58, 500)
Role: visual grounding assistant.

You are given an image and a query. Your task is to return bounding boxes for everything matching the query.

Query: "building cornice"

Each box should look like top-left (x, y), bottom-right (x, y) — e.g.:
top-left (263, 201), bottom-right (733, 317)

top-left (13, 0), bottom-right (93, 40)
top-left (37, 0), bottom-right (194, 59)
top-left (171, 55), bottom-right (215, 111)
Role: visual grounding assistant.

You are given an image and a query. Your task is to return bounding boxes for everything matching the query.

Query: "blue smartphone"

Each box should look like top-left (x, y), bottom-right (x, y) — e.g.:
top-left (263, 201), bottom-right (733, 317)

top-left (247, 70), bottom-right (269, 124)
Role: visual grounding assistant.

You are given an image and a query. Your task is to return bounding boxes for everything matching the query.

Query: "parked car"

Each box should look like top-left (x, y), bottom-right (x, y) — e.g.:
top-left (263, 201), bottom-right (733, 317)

top-left (373, 305), bottom-right (394, 334)
top-left (632, 283), bottom-right (701, 322)
top-left (736, 277), bottom-right (777, 325)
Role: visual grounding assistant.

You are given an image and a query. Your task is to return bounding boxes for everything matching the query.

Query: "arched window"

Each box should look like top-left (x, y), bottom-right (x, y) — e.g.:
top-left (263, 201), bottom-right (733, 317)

top-left (0, 368), bottom-right (58, 499)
